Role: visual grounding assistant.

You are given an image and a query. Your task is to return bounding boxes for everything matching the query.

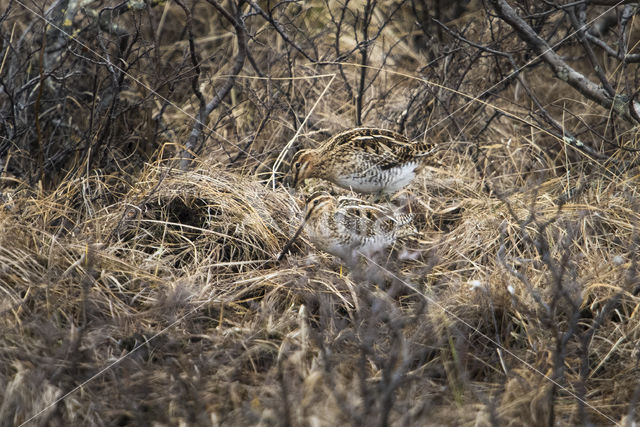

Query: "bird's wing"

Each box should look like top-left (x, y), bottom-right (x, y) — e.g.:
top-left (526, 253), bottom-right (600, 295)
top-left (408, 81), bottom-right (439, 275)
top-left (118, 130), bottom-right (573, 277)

top-left (329, 127), bottom-right (408, 146)
top-left (326, 128), bottom-right (434, 170)
top-left (337, 198), bottom-right (409, 237)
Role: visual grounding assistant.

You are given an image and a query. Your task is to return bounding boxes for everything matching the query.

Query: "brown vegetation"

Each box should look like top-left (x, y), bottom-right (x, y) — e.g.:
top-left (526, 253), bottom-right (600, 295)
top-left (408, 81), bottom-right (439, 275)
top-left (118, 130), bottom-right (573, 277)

top-left (1, 0), bottom-right (640, 425)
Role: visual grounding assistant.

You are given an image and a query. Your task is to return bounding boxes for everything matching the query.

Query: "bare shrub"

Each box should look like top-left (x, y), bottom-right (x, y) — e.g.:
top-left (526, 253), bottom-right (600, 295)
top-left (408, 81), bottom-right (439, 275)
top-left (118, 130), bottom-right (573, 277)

top-left (1, 0), bottom-right (640, 425)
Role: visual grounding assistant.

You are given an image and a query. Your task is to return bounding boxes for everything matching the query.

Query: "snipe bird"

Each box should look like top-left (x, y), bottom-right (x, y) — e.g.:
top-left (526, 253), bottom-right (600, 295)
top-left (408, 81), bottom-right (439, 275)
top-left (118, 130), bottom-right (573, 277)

top-left (278, 191), bottom-right (415, 263)
top-left (291, 128), bottom-right (435, 195)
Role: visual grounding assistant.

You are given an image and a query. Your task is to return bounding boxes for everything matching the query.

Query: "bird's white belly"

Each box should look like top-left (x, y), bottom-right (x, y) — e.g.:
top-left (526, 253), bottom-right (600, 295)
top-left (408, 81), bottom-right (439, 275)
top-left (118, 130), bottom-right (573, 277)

top-left (308, 232), bottom-right (354, 260)
top-left (337, 163), bottom-right (418, 194)
top-left (306, 217), bottom-right (395, 262)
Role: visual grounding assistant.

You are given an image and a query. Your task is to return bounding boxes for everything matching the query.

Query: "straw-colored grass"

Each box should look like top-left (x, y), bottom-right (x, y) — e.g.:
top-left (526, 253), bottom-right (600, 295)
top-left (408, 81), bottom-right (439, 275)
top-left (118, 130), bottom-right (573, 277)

top-left (3, 137), bottom-right (639, 424)
top-left (2, 0), bottom-right (640, 425)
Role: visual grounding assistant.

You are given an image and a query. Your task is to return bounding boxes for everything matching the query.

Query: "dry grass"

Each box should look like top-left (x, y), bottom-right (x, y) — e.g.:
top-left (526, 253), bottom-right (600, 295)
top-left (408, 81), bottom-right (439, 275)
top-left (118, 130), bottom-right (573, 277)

top-left (2, 0), bottom-right (640, 425)
top-left (3, 140), bottom-right (640, 425)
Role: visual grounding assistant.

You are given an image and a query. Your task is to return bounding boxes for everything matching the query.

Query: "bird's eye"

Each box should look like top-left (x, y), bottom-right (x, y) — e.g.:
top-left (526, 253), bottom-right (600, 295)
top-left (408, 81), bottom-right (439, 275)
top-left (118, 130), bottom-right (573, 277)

top-left (294, 161), bottom-right (301, 169)
top-left (313, 199), bottom-right (319, 206)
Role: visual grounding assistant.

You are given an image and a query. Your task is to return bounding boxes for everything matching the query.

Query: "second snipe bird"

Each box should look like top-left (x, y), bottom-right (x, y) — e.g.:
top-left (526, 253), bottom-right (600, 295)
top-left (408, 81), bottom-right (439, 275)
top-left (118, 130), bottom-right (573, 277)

top-left (278, 191), bottom-right (415, 264)
top-left (291, 128), bottom-right (436, 195)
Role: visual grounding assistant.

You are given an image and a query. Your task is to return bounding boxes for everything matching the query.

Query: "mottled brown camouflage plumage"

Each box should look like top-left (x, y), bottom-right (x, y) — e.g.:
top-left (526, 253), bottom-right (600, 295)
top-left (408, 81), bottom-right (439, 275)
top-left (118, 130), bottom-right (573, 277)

top-left (291, 128), bottom-right (436, 195)
top-left (280, 191), bottom-right (415, 263)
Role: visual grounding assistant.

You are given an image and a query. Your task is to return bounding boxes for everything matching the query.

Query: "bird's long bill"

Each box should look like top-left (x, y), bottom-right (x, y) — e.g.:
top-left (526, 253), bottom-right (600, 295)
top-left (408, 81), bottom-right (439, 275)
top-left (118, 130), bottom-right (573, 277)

top-left (291, 169), bottom-right (300, 188)
top-left (277, 219), bottom-right (307, 261)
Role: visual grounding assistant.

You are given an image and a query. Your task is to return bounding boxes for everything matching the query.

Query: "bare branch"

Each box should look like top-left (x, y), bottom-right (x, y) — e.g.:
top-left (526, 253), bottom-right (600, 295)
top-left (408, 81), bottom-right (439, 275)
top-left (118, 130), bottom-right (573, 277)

top-left (489, 0), bottom-right (640, 124)
top-left (585, 32), bottom-right (640, 63)
top-left (566, 5), bottom-right (615, 96)
top-left (179, 0), bottom-right (247, 170)
top-left (247, 1), bottom-right (316, 63)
